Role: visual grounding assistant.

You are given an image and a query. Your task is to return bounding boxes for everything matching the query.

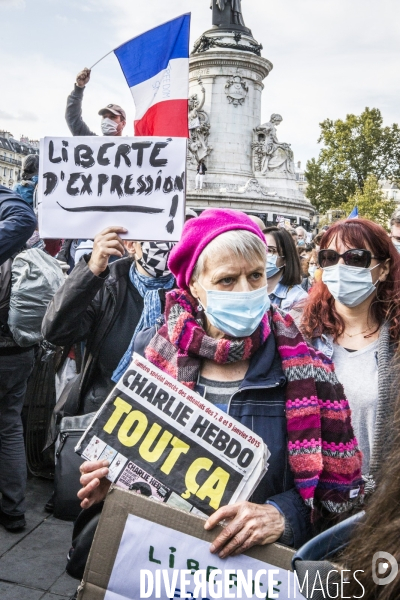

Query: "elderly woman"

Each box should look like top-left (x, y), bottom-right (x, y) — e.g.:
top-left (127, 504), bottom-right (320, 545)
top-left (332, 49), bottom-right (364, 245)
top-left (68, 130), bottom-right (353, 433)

top-left (79, 209), bottom-right (363, 556)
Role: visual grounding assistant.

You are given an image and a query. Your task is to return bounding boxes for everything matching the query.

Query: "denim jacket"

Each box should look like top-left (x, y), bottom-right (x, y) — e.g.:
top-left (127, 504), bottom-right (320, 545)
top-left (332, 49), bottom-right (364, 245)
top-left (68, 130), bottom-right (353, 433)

top-left (13, 176), bottom-right (38, 206)
top-left (310, 333), bottom-right (334, 359)
top-left (269, 282), bottom-right (308, 312)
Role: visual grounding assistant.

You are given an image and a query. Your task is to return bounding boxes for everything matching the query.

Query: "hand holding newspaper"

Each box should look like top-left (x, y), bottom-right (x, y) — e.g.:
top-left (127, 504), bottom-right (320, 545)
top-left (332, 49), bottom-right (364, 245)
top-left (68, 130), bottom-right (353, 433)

top-left (75, 354), bottom-right (270, 516)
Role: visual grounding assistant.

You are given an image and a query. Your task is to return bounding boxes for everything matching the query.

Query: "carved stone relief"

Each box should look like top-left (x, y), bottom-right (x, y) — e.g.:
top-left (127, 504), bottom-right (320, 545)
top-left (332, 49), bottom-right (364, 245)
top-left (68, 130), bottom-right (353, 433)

top-left (225, 75), bottom-right (248, 106)
top-left (240, 178), bottom-right (269, 196)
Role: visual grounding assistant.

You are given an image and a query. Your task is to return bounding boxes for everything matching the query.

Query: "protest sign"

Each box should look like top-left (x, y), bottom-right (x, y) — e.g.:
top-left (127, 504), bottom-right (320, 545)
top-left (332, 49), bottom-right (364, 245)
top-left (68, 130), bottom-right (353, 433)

top-left (75, 354), bottom-right (269, 517)
top-left (78, 488), bottom-right (304, 600)
top-left (38, 136), bottom-right (186, 240)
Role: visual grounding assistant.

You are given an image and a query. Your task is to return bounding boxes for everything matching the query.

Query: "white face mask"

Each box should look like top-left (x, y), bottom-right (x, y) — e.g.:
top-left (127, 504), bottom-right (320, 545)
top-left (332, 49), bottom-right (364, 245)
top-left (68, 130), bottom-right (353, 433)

top-left (101, 117), bottom-right (119, 136)
top-left (308, 265), bottom-right (317, 278)
top-left (322, 263), bottom-right (380, 307)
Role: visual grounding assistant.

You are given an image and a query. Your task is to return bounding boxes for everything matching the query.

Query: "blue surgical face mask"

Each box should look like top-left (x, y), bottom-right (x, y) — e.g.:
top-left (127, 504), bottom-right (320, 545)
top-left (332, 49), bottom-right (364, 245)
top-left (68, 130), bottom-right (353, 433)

top-left (266, 255), bottom-right (284, 279)
top-left (322, 263), bottom-right (380, 308)
top-left (393, 242), bottom-right (400, 254)
top-left (297, 239), bottom-right (305, 247)
top-left (198, 283), bottom-right (270, 337)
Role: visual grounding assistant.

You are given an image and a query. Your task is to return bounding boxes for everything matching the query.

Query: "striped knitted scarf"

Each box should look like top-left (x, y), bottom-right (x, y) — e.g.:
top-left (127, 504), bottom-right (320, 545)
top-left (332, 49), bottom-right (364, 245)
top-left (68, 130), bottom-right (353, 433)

top-left (145, 289), bottom-right (270, 388)
top-left (270, 308), bottom-right (364, 514)
top-left (145, 289), bottom-right (364, 514)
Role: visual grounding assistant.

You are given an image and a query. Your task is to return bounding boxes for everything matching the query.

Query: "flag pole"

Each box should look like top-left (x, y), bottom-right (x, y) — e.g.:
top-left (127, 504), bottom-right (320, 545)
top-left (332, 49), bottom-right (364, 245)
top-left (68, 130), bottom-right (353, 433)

top-left (90, 50), bottom-right (114, 70)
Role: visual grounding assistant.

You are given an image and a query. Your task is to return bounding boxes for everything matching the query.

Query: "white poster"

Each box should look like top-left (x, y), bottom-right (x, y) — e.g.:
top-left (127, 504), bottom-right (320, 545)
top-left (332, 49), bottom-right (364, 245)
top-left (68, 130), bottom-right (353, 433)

top-left (38, 136), bottom-right (186, 241)
top-left (104, 515), bottom-right (306, 600)
top-left (76, 354), bottom-right (269, 517)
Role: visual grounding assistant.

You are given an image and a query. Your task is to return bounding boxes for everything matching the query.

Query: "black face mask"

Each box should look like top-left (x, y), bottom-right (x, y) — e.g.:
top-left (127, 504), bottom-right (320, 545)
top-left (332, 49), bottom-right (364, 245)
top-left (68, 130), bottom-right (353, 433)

top-left (137, 242), bottom-right (175, 278)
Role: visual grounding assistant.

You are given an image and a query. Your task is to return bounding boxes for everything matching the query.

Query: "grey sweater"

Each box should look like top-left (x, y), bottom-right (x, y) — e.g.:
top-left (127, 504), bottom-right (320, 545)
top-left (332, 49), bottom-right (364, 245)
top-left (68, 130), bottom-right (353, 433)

top-left (369, 323), bottom-right (397, 478)
top-left (65, 85), bottom-right (97, 137)
top-left (332, 340), bottom-right (379, 476)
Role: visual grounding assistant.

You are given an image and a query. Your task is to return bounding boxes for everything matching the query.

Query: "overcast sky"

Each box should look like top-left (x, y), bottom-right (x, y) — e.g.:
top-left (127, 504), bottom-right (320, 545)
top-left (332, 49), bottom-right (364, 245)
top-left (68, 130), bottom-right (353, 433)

top-left (1, 0), bottom-right (399, 166)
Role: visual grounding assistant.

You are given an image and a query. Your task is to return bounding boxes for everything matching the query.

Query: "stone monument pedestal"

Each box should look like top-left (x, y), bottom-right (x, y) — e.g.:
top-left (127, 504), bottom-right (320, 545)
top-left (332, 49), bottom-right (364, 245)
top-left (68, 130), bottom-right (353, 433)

top-left (186, 25), bottom-right (314, 228)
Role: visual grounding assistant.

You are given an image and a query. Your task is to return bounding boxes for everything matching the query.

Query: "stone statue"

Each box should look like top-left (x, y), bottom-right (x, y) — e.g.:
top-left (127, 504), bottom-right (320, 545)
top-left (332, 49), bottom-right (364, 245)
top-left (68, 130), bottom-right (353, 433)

top-left (210, 0), bottom-right (247, 30)
top-left (253, 114), bottom-right (295, 175)
top-left (189, 83), bottom-right (206, 130)
top-left (188, 80), bottom-right (213, 164)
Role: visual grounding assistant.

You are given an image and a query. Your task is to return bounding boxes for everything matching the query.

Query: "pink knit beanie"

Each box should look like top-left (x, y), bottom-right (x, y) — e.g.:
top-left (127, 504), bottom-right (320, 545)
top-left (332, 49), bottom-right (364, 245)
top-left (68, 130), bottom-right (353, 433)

top-left (168, 208), bottom-right (266, 290)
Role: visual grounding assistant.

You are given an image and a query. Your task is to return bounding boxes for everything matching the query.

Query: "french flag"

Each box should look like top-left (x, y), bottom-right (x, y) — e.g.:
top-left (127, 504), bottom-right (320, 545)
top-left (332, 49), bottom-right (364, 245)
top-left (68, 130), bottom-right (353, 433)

top-left (348, 206), bottom-right (359, 219)
top-left (114, 14), bottom-right (190, 138)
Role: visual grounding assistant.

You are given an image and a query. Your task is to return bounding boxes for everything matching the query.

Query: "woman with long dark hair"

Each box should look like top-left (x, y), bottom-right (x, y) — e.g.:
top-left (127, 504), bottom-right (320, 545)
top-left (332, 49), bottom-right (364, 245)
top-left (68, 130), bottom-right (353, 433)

top-left (264, 226), bottom-right (308, 310)
top-left (300, 218), bottom-right (400, 496)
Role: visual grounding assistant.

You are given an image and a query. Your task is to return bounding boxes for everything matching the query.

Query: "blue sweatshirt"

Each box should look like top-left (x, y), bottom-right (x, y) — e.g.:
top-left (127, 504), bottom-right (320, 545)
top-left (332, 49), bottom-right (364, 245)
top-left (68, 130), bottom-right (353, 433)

top-left (0, 185), bottom-right (36, 266)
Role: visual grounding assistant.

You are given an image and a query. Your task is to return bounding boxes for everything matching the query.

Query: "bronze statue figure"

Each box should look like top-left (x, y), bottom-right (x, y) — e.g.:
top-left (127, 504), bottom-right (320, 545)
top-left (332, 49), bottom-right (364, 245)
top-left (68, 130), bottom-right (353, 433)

top-left (210, 0), bottom-right (247, 30)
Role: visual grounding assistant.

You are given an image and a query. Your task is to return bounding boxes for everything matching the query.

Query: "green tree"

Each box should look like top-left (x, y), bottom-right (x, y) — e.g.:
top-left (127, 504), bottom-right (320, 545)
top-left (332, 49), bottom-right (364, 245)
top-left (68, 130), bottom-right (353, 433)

top-left (305, 108), bottom-right (400, 213)
top-left (342, 174), bottom-right (396, 229)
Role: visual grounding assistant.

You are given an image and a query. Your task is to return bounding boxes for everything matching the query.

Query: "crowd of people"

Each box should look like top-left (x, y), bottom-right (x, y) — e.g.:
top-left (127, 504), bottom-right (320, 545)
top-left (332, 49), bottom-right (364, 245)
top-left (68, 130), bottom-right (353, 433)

top-left (1, 68), bottom-right (400, 600)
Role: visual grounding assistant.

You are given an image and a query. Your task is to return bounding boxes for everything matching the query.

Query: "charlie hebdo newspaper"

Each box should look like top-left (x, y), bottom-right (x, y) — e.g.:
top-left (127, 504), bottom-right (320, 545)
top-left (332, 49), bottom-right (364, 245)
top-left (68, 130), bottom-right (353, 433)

top-left (75, 354), bottom-right (269, 517)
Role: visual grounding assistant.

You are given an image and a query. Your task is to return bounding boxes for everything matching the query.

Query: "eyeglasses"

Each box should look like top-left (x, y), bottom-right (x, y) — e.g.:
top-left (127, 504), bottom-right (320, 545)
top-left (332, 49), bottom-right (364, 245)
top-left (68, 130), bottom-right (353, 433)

top-left (318, 249), bottom-right (377, 269)
top-left (267, 246), bottom-right (284, 257)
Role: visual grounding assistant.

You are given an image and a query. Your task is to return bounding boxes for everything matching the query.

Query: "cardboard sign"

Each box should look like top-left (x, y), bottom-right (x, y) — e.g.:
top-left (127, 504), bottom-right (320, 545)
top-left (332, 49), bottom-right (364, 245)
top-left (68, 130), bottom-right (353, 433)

top-left (75, 355), bottom-right (269, 517)
top-left (38, 136), bottom-right (186, 240)
top-left (78, 488), bottom-right (305, 600)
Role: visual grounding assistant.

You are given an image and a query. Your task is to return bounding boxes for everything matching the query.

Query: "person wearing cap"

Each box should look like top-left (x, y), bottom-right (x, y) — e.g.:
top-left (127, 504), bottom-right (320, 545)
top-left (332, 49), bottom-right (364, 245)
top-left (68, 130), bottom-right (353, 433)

top-left (78, 209), bottom-right (364, 555)
top-left (66, 68), bottom-right (126, 137)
